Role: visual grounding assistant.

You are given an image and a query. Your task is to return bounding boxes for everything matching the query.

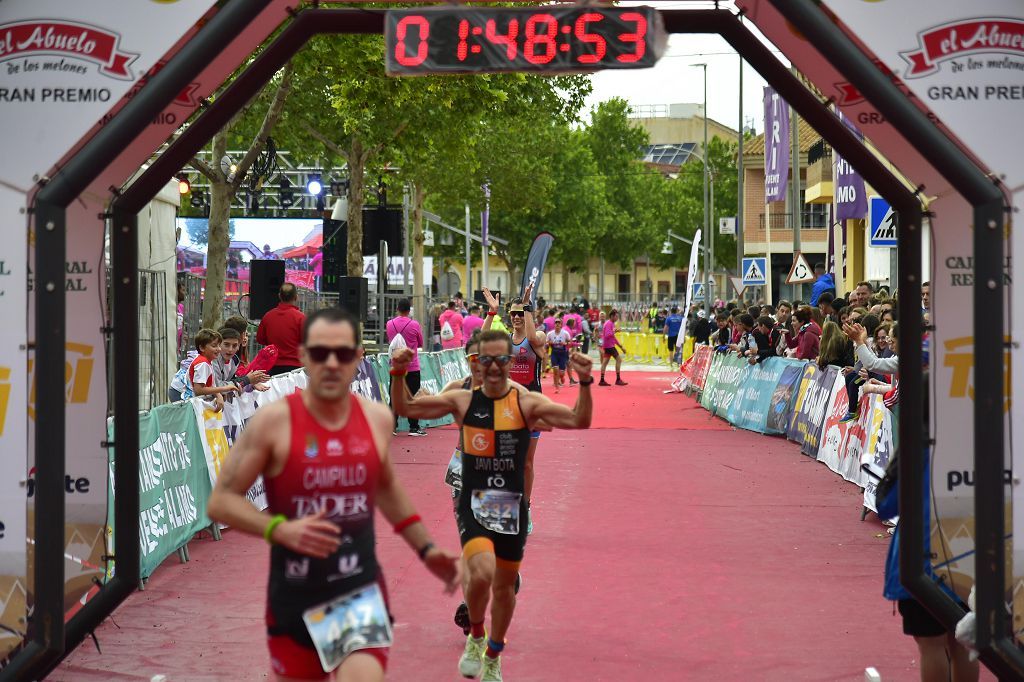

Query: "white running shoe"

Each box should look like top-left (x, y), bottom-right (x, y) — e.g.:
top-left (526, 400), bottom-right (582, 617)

top-left (459, 635), bottom-right (487, 678)
top-left (481, 654), bottom-right (503, 681)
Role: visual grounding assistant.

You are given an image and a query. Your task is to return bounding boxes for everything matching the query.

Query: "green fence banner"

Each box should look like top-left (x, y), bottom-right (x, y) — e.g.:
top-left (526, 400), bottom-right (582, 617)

top-left (108, 401), bottom-right (214, 579)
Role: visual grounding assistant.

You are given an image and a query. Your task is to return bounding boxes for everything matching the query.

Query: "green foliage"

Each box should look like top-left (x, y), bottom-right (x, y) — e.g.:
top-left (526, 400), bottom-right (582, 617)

top-left (182, 217), bottom-right (234, 247)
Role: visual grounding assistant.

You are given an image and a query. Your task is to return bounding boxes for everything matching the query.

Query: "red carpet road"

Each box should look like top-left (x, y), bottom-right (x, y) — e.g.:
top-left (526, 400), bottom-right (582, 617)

top-left (53, 372), bottom-right (993, 681)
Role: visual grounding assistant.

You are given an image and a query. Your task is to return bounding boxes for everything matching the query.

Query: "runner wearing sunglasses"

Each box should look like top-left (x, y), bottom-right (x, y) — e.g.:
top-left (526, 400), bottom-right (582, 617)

top-left (435, 332), bottom-right (548, 638)
top-left (208, 307), bottom-right (460, 682)
top-left (481, 285), bottom-right (545, 537)
top-left (390, 331), bottom-right (593, 682)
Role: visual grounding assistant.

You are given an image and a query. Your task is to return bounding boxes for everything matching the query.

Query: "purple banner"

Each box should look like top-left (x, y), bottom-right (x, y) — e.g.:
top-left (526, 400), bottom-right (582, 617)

top-left (786, 363), bottom-right (838, 456)
top-left (763, 86), bottom-right (789, 202)
top-left (833, 109), bottom-right (867, 221)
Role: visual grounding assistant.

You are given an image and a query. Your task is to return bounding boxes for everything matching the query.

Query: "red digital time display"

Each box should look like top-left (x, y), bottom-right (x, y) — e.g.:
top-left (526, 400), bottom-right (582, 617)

top-left (385, 6), bottom-right (666, 76)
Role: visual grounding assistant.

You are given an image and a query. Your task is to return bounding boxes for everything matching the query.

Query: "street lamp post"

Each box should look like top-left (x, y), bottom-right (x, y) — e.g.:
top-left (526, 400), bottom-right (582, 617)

top-left (692, 63), bottom-right (711, 315)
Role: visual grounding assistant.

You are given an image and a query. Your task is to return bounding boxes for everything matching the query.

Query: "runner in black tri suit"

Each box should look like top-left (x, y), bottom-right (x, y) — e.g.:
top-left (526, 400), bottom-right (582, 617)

top-left (436, 331), bottom-right (543, 636)
top-left (390, 331), bottom-right (593, 682)
top-left (481, 285), bottom-right (545, 535)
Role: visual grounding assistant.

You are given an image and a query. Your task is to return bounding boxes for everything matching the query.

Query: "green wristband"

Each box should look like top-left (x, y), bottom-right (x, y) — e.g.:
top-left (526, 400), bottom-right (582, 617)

top-left (264, 514), bottom-right (287, 544)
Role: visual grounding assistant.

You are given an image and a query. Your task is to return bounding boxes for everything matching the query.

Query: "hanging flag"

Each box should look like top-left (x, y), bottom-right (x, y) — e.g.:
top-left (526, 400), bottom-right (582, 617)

top-left (833, 108), bottom-right (868, 221)
top-left (763, 86), bottom-right (790, 202)
top-left (677, 228), bottom-right (702, 349)
top-left (520, 232), bottom-right (555, 307)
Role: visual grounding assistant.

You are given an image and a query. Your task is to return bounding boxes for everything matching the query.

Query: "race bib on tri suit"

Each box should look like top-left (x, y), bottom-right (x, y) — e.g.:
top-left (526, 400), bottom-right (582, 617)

top-left (302, 582), bottom-right (392, 673)
top-left (470, 489), bottom-right (522, 535)
top-left (445, 448), bottom-right (463, 490)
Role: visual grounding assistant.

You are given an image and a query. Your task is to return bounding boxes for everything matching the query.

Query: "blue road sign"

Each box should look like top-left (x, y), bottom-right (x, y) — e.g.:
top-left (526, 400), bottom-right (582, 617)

top-left (868, 196), bottom-right (898, 248)
top-left (741, 257), bottom-right (767, 286)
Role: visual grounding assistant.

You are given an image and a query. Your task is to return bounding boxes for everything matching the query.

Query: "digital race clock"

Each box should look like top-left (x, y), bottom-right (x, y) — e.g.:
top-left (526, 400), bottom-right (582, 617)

top-left (385, 5), bottom-right (667, 76)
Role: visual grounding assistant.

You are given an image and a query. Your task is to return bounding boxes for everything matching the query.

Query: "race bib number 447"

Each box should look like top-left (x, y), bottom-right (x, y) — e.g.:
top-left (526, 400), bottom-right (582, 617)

top-left (302, 583), bottom-right (392, 673)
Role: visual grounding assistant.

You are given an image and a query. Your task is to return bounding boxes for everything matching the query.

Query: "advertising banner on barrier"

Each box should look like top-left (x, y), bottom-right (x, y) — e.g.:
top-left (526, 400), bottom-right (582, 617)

top-left (727, 358), bottom-right (805, 435)
top-left (861, 399), bottom-right (898, 513)
top-left (767, 363), bottom-right (805, 435)
top-left (351, 358), bottom-right (382, 402)
top-left (699, 354), bottom-right (746, 419)
top-left (688, 345), bottom-right (713, 392)
top-left (787, 364), bottom-right (838, 457)
top-left (816, 385), bottom-right (867, 485)
top-left (192, 371), bottom-right (309, 512)
top-left (108, 402), bottom-right (213, 580)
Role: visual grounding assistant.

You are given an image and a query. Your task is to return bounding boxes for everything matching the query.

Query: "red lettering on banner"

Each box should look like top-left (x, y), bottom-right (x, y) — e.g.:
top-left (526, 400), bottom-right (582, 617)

top-left (900, 18), bottom-right (1024, 78)
top-left (0, 21), bottom-right (138, 79)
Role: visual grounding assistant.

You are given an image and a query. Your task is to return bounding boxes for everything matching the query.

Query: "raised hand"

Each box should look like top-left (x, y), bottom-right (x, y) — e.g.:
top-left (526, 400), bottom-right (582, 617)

top-left (390, 347), bottom-right (415, 371)
top-left (483, 287), bottom-right (500, 314)
top-left (522, 280), bottom-right (535, 307)
top-left (569, 351), bottom-right (593, 379)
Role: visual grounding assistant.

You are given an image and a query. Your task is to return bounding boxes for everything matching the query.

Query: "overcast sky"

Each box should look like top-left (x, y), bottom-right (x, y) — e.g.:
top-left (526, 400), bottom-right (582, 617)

top-left (583, 2), bottom-right (789, 134)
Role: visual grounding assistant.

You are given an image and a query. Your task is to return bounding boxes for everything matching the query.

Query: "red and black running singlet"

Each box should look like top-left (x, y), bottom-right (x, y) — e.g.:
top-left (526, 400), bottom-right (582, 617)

top-left (509, 335), bottom-right (542, 392)
top-left (264, 392), bottom-right (381, 644)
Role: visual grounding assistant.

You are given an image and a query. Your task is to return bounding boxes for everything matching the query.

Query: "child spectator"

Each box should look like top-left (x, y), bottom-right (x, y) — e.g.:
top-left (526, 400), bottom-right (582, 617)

top-left (817, 321), bottom-right (855, 370)
top-left (222, 315), bottom-right (252, 365)
top-left (712, 311), bottom-right (731, 349)
top-left (214, 327), bottom-right (270, 394)
top-left (188, 328), bottom-right (239, 411)
top-left (752, 316), bottom-right (781, 364)
top-left (168, 350), bottom-right (198, 402)
top-left (732, 314), bottom-right (758, 360)
top-left (793, 306), bottom-right (821, 360)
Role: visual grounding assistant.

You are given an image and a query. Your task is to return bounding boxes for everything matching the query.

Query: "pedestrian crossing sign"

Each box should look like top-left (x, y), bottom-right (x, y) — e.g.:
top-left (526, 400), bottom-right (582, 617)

top-left (786, 251), bottom-right (815, 284)
top-left (741, 257), bottom-right (767, 286)
top-left (691, 282), bottom-right (705, 302)
top-left (868, 196), bottom-right (898, 248)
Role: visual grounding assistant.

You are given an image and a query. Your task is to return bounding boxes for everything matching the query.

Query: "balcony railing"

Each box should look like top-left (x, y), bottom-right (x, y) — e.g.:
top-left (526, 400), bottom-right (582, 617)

top-left (759, 212), bottom-right (828, 231)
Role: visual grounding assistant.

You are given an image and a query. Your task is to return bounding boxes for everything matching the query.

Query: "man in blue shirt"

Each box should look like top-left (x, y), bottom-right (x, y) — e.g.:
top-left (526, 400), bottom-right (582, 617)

top-left (809, 262), bottom-right (836, 307)
top-left (663, 306), bottom-right (684, 350)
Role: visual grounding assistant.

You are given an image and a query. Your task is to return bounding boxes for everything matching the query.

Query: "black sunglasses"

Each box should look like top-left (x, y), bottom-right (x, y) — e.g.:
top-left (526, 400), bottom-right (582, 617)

top-left (306, 345), bottom-right (358, 364)
top-left (477, 354), bottom-right (512, 367)
top-left (509, 310), bottom-right (525, 318)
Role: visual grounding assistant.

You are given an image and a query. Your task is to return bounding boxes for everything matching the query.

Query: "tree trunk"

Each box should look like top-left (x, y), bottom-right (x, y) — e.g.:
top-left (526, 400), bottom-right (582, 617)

top-left (560, 264), bottom-right (570, 303)
top-left (346, 140), bottom-right (367, 276)
top-left (202, 132), bottom-right (232, 330)
top-left (412, 182), bottom-right (426, 330)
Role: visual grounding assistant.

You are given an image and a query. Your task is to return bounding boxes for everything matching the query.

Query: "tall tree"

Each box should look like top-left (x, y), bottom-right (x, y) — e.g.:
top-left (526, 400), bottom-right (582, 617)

top-left (189, 61), bottom-right (294, 329)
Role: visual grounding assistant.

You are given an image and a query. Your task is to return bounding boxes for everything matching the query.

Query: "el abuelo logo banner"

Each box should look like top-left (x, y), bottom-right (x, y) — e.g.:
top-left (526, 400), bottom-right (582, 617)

top-left (0, 21), bottom-right (138, 80)
top-left (900, 18), bottom-right (1024, 77)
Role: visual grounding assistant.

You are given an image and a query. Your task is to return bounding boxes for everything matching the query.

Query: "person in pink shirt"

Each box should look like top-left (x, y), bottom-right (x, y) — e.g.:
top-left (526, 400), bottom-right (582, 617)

top-left (438, 300), bottom-right (465, 350)
top-left (599, 309), bottom-right (628, 386)
top-left (461, 304), bottom-right (485, 342)
top-left (563, 307), bottom-right (583, 339)
top-left (309, 248), bottom-right (323, 292)
top-left (386, 299), bottom-right (426, 435)
top-left (542, 311), bottom-right (556, 333)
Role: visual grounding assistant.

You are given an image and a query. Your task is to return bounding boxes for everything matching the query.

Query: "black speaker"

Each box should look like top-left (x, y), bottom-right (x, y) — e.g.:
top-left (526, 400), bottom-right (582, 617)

top-left (473, 290), bottom-right (499, 307)
top-left (362, 207), bottom-right (403, 255)
top-left (249, 259), bottom-right (285, 319)
top-left (337, 276), bottom-right (368, 321)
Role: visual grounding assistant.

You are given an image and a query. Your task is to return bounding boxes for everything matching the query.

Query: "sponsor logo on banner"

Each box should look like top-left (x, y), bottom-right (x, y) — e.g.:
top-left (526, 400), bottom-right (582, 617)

top-left (26, 341), bottom-right (94, 421)
top-left (25, 467), bottom-right (91, 497)
top-left (943, 335), bottom-right (1011, 407)
top-left (0, 20), bottom-right (138, 80)
top-left (900, 18), bottom-right (1024, 78)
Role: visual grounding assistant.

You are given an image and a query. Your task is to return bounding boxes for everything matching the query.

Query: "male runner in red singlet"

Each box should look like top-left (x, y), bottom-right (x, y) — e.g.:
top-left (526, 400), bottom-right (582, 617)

top-left (208, 308), bottom-right (460, 682)
top-left (390, 331), bottom-right (593, 682)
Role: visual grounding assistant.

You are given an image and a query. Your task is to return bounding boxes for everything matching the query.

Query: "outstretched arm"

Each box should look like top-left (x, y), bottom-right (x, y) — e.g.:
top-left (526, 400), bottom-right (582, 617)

top-left (390, 347), bottom-right (464, 420)
top-left (521, 352), bottom-right (593, 429)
